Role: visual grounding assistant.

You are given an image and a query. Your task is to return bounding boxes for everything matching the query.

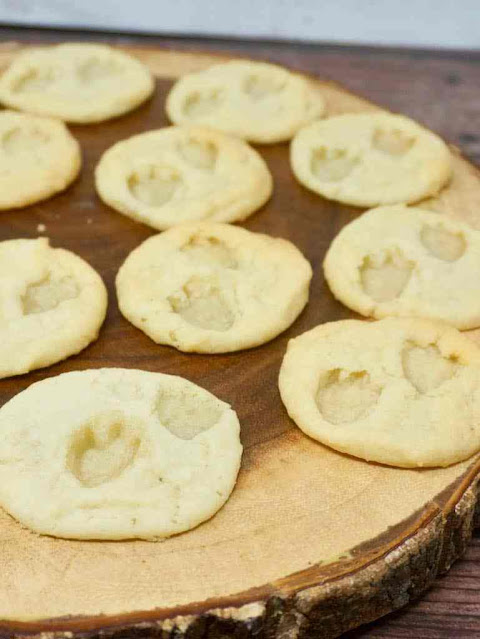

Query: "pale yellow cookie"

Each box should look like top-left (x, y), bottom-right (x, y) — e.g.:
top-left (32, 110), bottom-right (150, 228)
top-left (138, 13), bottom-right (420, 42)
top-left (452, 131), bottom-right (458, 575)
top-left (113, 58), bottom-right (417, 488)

top-left (324, 205), bottom-right (480, 329)
top-left (279, 317), bottom-right (480, 468)
top-left (0, 44), bottom-right (154, 123)
top-left (0, 110), bottom-right (80, 209)
top-left (290, 113), bottom-right (452, 206)
top-left (0, 368), bottom-right (242, 540)
top-left (166, 60), bottom-right (326, 144)
top-left (0, 238), bottom-right (107, 378)
top-left (116, 222), bottom-right (312, 353)
top-left (95, 126), bottom-right (272, 230)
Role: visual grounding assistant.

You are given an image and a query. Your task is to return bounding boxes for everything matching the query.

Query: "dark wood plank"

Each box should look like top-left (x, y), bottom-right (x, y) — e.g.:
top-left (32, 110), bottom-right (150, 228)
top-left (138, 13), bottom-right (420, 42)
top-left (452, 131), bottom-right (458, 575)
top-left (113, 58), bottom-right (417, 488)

top-left (345, 529), bottom-right (480, 638)
top-left (0, 27), bottom-right (478, 638)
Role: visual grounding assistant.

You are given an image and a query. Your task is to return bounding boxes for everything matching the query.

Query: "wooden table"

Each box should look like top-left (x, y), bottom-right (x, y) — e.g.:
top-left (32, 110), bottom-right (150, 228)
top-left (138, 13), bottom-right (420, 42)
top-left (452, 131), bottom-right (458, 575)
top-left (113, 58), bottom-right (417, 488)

top-left (0, 27), bottom-right (479, 638)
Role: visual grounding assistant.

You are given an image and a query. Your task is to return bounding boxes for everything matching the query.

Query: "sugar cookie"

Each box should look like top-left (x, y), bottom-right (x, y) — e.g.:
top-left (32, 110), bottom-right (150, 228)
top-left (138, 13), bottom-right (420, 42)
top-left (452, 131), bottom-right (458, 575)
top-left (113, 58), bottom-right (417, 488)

top-left (166, 60), bottom-right (326, 144)
top-left (116, 222), bottom-right (312, 353)
top-left (95, 126), bottom-right (272, 230)
top-left (0, 43), bottom-right (154, 123)
top-left (0, 238), bottom-right (107, 378)
top-left (0, 110), bottom-right (80, 209)
top-left (324, 205), bottom-right (480, 329)
top-left (291, 113), bottom-right (452, 206)
top-left (0, 368), bottom-right (242, 540)
top-left (279, 318), bottom-right (480, 468)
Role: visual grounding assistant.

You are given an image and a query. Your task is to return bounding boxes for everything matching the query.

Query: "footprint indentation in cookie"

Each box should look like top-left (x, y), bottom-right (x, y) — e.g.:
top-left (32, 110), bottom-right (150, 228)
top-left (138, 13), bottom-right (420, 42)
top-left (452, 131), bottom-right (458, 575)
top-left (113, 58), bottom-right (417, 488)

top-left (68, 414), bottom-right (141, 488)
top-left (243, 73), bottom-right (284, 100)
top-left (13, 68), bottom-right (56, 94)
top-left (168, 276), bottom-right (235, 331)
top-left (177, 137), bottom-right (218, 171)
top-left (22, 274), bottom-right (79, 315)
top-left (402, 343), bottom-right (459, 393)
top-left (181, 235), bottom-right (237, 269)
top-left (2, 127), bottom-right (49, 154)
top-left (310, 148), bottom-right (359, 182)
top-left (77, 58), bottom-right (121, 85)
top-left (372, 128), bottom-right (415, 156)
top-left (360, 249), bottom-right (414, 302)
top-left (156, 387), bottom-right (222, 440)
top-left (420, 224), bottom-right (466, 262)
top-left (316, 369), bottom-right (382, 425)
top-left (128, 165), bottom-right (181, 207)
top-left (183, 89), bottom-right (224, 118)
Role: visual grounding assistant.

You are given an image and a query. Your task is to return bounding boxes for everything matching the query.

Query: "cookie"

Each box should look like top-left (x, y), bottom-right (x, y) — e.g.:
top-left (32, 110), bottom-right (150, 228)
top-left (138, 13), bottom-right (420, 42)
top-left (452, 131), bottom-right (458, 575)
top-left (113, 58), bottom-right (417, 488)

top-left (95, 126), bottom-right (272, 230)
top-left (116, 222), bottom-right (312, 353)
top-left (0, 238), bottom-right (107, 378)
top-left (0, 110), bottom-right (80, 209)
top-left (166, 60), bottom-right (326, 144)
top-left (324, 205), bottom-right (480, 329)
top-left (0, 368), bottom-right (242, 540)
top-left (0, 43), bottom-right (154, 123)
top-left (290, 113), bottom-right (452, 206)
top-left (279, 317), bottom-right (480, 468)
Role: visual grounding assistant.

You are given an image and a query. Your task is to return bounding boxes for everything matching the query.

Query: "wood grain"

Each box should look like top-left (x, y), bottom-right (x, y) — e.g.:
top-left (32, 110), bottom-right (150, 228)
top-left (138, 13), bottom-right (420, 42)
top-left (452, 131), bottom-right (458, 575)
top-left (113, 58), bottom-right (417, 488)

top-left (0, 30), bottom-right (479, 639)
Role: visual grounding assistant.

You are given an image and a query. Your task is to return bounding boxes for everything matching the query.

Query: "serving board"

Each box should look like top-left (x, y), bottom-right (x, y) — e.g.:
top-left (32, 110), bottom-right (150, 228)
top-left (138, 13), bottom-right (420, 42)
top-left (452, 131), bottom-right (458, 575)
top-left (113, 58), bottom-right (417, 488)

top-left (0, 42), bottom-right (479, 639)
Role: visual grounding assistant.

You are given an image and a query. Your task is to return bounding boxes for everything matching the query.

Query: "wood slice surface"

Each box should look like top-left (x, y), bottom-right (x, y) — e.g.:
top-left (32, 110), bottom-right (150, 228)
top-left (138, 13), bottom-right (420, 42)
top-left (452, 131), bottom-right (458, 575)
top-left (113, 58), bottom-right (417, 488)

top-left (0, 42), bottom-right (479, 639)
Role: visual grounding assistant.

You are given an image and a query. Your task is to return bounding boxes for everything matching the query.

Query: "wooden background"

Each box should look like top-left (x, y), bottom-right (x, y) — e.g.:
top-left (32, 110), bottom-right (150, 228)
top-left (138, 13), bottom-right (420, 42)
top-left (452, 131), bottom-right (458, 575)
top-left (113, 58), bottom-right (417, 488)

top-left (0, 27), bottom-right (479, 637)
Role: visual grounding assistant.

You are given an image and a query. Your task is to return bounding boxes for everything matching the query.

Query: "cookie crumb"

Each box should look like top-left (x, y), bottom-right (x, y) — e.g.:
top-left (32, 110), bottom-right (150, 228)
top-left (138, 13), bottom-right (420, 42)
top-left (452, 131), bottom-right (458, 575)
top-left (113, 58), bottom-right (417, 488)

top-left (37, 223), bottom-right (46, 233)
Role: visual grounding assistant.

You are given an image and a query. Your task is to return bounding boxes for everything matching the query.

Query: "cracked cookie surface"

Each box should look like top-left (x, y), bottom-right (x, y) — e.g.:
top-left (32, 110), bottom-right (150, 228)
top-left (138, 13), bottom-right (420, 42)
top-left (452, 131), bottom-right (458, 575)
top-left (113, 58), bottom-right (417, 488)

top-left (0, 43), bottom-right (154, 123)
top-left (0, 110), bottom-right (80, 209)
top-left (290, 113), bottom-right (452, 206)
top-left (0, 368), bottom-right (242, 540)
top-left (0, 237), bottom-right (107, 378)
top-left (116, 222), bottom-right (312, 353)
top-left (95, 125), bottom-right (272, 230)
top-left (323, 205), bottom-right (480, 329)
top-left (166, 60), bottom-right (325, 144)
top-left (279, 317), bottom-right (480, 467)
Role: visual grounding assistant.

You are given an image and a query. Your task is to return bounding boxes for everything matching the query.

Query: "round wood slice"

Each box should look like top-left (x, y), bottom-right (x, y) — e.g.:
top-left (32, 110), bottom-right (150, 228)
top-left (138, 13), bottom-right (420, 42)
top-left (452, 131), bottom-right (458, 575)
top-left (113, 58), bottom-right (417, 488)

top-left (0, 43), bottom-right (479, 639)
